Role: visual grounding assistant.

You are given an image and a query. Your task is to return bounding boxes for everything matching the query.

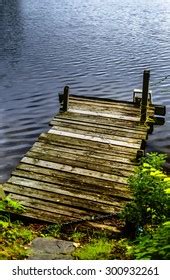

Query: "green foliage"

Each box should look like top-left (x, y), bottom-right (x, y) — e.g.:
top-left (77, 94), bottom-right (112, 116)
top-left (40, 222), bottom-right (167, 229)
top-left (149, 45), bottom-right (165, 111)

top-left (74, 237), bottom-right (132, 260)
top-left (74, 238), bottom-right (113, 260)
top-left (0, 195), bottom-right (25, 213)
top-left (131, 221), bottom-right (170, 260)
top-left (110, 239), bottom-right (132, 260)
top-left (70, 231), bottom-right (86, 242)
top-left (42, 223), bottom-right (62, 238)
top-left (140, 152), bottom-right (167, 170)
top-left (0, 193), bottom-right (34, 260)
top-left (0, 222), bottom-right (33, 243)
top-left (0, 221), bottom-right (35, 260)
top-left (121, 153), bottom-right (169, 236)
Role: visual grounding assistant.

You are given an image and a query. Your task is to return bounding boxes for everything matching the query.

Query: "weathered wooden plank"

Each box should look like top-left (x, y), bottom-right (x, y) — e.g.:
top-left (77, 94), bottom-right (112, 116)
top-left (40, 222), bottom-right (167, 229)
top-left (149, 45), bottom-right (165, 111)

top-left (9, 193), bottom-right (97, 219)
top-left (15, 163), bottom-right (131, 198)
top-left (20, 157), bottom-right (128, 185)
top-left (30, 143), bottom-right (135, 171)
top-left (9, 176), bottom-right (122, 206)
top-left (49, 124), bottom-right (142, 144)
top-left (31, 142), bottom-right (136, 168)
top-left (52, 117), bottom-right (147, 135)
top-left (8, 176), bottom-right (127, 206)
top-left (48, 128), bottom-right (141, 152)
top-left (70, 99), bottom-right (137, 110)
top-left (39, 133), bottom-right (138, 158)
top-left (54, 111), bottom-right (148, 130)
top-left (35, 138), bottom-right (137, 163)
top-left (50, 119), bottom-right (147, 139)
top-left (84, 221), bottom-right (120, 232)
top-left (12, 169), bottom-right (131, 199)
top-left (51, 119), bottom-right (147, 140)
top-left (10, 203), bottom-right (77, 223)
top-left (69, 102), bottom-right (141, 117)
top-left (4, 183), bottom-right (123, 213)
top-left (48, 128), bottom-right (141, 149)
top-left (70, 95), bottom-right (137, 107)
top-left (27, 150), bottom-right (133, 177)
top-left (69, 99), bottom-right (155, 114)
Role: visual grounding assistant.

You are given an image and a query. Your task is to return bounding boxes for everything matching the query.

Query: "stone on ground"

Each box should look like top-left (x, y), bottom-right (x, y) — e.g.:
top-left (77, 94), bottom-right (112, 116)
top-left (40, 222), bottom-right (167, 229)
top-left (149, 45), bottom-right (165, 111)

top-left (28, 238), bottom-right (76, 260)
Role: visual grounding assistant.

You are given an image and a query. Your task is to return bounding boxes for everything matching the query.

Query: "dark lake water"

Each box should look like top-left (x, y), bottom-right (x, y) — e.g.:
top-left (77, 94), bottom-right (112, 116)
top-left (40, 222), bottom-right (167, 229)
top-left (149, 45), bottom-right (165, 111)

top-left (0, 0), bottom-right (170, 182)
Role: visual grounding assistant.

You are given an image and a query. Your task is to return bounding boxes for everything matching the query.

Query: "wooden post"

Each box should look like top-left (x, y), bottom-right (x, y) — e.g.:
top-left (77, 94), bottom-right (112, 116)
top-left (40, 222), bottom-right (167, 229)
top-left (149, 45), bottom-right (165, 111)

top-left (63, 86), bottom-right (69, 112)
top-left (140, 70), bottom-right (150, 123)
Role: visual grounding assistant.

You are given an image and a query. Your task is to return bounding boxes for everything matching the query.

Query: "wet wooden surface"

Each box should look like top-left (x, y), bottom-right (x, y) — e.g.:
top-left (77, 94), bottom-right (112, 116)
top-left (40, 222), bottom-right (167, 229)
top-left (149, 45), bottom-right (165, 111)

top-left (3, 95), bottom-right (155, 230)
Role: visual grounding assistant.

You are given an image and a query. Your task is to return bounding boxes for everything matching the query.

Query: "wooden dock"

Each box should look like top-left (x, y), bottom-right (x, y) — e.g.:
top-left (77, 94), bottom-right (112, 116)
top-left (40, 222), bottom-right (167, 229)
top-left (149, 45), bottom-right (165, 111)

top-left (2, 70), bottom-right (166, 231)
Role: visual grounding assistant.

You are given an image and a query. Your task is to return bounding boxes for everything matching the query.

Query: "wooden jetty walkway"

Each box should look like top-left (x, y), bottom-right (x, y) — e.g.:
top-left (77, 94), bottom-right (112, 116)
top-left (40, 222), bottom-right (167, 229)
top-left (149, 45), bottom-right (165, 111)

top-left (2, 70), bottom-right (166, 231)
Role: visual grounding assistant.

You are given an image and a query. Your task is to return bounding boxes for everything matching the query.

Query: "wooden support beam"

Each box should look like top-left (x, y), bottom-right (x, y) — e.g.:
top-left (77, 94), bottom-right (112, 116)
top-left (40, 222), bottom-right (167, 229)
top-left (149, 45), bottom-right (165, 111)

top-left (63, 86), bottom-right (69, 112)
top-left (59, 86), bottom-right (69, 112)
top-left (154, 116), bottom-right (165, 125)
top-left (136, 150), bottom-right (144, 161)
top-left (154, 105), bottom-right (166, 116)
top-left (140, 70), bottom-right (150, 123)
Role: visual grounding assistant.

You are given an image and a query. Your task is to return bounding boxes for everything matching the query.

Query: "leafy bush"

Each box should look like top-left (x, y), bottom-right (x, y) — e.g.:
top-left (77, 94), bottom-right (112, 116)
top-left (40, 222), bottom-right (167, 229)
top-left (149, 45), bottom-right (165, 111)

top-left (121, 153), bottom-right (169, 236)
top-left (131, 221), bottom-right (170, 260)
top-left (140, 152), bottom-right (167, 170)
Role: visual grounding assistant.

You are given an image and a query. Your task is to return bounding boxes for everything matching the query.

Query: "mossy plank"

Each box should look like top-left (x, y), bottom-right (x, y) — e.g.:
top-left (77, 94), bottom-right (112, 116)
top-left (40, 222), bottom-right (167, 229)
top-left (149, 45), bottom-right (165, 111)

top-left (7, 176), bottom-right (127, 206)
top-left (15, 163), bottom-right (131, 198)
top-left (69, 99), bottom-right (155, 114)
top-left (84, 221), bottom-right (120, 232)
top-left (4, 183), bottom-right (123, 213)
top-left (20, 157), bottom-right (128, 185)
top-left (51, 118), bottom-right (147, 136)
top-left (9, 193), bottom-right (97, 219)
top-left (69, 103), bottom-right (141, 117)
top-left (27, 150), bottom-right (133, 177)
top-left (12, 169), bottom-right (131, 199)
top-left (69, 96), bottom-right (137, 108)
top-left (31, 142), bottom-right (136, 168)
top-left (39, 133), bottom-right (137, 160)
top-left (55, 111), bottom-right (147, 130)
top-left (39, 133), bottom-right (138, 155)
top-left (14, 204), bottom-right (77, 223)
top-left (49, 125), bottom-right (142, 145)
top-left (50, 120), bottom-right (146, 140)
top-left (48, 128), bottom-right (141, 149)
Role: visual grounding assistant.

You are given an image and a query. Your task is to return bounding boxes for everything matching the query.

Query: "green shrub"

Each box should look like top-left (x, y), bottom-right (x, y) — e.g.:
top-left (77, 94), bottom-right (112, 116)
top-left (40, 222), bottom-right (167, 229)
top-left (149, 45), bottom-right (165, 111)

top-left (121, 153), bottom-right (169, 236)
top-left (131, 221), bottom-right (170, 260)
top-left (140, 152), bottom-right (167, 170)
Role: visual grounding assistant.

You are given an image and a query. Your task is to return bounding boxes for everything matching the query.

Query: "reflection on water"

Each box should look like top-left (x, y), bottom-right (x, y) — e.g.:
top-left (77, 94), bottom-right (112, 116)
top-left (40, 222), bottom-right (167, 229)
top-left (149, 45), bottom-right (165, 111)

top-left (0, 0), bottom-right (170, 182)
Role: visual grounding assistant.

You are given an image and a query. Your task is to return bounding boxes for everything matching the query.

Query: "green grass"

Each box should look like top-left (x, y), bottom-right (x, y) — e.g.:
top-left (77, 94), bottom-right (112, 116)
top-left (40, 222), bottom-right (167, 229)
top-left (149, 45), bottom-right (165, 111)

top-left (74, 238), bottom-right (113, 260)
